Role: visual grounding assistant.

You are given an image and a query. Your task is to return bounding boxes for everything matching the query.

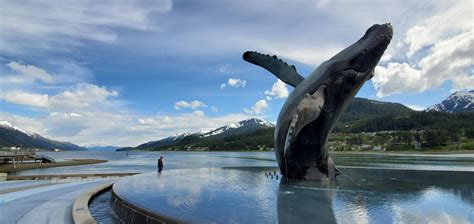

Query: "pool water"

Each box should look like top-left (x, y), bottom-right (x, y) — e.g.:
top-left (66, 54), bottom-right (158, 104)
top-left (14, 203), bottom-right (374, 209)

top-left (104, 167), bottom-right (473, 223)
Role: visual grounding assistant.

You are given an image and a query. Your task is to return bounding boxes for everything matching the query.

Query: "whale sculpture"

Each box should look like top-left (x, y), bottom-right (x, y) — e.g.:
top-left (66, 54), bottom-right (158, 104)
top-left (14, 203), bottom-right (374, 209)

top-left (243, 23), bottom-right (392, 181)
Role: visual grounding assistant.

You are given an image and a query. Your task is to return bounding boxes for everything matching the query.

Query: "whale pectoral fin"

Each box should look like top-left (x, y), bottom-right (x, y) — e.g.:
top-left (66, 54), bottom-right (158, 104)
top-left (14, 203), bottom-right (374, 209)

top-left (243, 51), bottom-right (304, 87)
top-left (284, 85), bottom-right (326, 155)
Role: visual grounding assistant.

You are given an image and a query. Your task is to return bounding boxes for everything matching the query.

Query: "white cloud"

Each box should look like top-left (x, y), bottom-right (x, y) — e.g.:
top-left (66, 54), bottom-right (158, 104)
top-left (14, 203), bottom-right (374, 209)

top-left (404, 2), bottom-right (472, 58)
top-left (2, 83), bottom-right (119, 109)
top-left (244, 100), bottom-right (268, 115)
top-left (265, 79), bottom-right (289, 100)
top-left (228, 78), bottom-right (246, 87)
top-left (4, 92), bottom-right (49, 107)
top-left (211, 106), bottom-right (219, 112)
top-left (7, 61), bottom-right (54, 83)
top-left (173, 100), bottom-right (207, 110)
top-left (221, 78), bottom-right (246, 89)
top-left (373, 2), bottom-right (473, 97)
top-left (48, 83), bottom-right (119, 110)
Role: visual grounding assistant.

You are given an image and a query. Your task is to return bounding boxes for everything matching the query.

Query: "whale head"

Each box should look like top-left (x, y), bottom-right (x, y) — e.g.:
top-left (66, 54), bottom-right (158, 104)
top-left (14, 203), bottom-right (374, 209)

top-left (348, 24), bottom-right (393, 73)
top-left (313, 23), bottom-right (393, 121)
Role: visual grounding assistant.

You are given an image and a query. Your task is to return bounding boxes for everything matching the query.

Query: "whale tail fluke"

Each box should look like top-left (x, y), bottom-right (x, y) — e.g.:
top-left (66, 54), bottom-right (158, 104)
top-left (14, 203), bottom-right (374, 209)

top-left (243, 51), bottom-right (305, 87)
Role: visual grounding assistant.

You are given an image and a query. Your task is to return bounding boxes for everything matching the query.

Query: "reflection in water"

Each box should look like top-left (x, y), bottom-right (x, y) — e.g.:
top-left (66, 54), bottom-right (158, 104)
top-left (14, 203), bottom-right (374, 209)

top-left (277, 180), bottom-right (337, 224)
top-left (110, 167), bottom-right (474, 223)
top-left (331, 170), bottom-right (474, 223)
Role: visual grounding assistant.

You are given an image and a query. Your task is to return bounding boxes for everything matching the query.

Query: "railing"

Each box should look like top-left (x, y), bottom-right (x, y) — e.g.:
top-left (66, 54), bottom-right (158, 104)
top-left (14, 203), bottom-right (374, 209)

top-left (0, 150), bottom-right (36, 157)
top-left (35, 154), bottom-right (56, 163)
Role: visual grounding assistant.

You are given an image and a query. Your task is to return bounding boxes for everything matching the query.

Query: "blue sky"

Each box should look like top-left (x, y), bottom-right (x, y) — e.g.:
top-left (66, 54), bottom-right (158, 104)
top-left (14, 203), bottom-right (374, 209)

top-left (0, 0), bottom-right (472, 146)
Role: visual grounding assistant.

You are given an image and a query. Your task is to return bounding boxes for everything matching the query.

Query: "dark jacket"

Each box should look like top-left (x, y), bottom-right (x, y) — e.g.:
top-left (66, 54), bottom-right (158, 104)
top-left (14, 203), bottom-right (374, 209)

top-left (158, 158), bottom-right (163, 168)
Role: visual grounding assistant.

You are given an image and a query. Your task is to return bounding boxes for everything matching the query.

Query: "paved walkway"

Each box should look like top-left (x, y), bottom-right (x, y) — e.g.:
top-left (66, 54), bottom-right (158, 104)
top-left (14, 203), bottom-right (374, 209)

top-left (0, 179), bottom-right (113, 224)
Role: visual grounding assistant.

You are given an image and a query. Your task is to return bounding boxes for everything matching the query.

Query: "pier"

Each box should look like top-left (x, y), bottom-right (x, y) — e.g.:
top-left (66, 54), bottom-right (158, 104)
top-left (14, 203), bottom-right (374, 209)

top-left (0, 150), bottom-right (55, 169)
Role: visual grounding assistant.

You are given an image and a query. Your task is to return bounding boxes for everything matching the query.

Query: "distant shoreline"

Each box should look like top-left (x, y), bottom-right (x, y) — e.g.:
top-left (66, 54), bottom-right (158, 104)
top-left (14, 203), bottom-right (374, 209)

top-left (0, 159), bottom-right (107, 174)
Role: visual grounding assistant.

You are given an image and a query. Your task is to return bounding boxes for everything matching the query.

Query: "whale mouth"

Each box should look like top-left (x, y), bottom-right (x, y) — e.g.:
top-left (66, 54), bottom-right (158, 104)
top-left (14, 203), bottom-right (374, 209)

top-left (349, 23), bottom-right (393, 73)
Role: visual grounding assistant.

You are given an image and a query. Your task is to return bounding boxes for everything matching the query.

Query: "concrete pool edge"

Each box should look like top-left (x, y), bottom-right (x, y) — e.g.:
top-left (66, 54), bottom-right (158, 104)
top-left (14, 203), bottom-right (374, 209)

top-left (111, 186), bottom-right (183, 224)
top-left (73, 182), bottom-right (114, 224)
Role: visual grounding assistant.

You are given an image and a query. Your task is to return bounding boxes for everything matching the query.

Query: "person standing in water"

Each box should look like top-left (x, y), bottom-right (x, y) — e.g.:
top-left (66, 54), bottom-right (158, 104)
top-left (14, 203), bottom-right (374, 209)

top-left (157, 156), bottom-right (164, 173)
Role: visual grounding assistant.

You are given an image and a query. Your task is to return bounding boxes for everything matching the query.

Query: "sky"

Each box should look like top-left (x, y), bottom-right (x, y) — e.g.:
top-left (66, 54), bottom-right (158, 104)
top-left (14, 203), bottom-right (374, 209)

top-left (0, 0), bottom-right (472, 147)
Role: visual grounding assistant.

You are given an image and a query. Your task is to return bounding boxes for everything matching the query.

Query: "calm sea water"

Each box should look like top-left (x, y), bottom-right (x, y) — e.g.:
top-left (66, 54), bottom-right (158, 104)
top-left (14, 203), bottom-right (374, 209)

top-left (14, 150), bottom-right (474, 175)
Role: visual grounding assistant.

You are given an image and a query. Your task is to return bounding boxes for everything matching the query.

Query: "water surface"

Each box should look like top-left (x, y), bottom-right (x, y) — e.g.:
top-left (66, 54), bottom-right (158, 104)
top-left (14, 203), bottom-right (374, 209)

top-left (14, 151), bottom-right (474, 175)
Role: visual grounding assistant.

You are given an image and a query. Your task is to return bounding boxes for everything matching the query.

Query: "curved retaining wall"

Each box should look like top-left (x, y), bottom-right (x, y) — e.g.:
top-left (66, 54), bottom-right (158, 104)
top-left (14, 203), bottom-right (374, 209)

top-left (73, 183), bottom-right (113, 224)
top-left (110, 188), bottom-right (182, 224)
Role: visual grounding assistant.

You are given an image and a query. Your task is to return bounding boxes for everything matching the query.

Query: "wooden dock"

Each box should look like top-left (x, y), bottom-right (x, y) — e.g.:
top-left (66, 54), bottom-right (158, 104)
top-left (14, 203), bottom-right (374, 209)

top-left (0, 150), bottom-right (55, 169)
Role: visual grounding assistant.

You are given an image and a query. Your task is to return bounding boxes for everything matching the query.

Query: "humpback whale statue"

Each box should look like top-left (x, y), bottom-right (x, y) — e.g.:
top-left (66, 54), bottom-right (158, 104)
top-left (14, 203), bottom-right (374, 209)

top-left (243, 23), bottom-right (392, 181)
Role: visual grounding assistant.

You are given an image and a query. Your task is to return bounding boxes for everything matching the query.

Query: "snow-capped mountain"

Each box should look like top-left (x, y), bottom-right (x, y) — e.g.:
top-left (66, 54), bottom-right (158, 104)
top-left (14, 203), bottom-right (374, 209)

top-left (0, 121), bottom-right (36, 137)
top-left (426, 90), bottom-right (474, 113)
top-left (133, 118), bottom-right (275, 150)
top-left (201, 118), bottom-right (274, 137)
top-left (134, 132), bottom-right (194, 150)
top-left (0, 121), bottom-right (84, 151)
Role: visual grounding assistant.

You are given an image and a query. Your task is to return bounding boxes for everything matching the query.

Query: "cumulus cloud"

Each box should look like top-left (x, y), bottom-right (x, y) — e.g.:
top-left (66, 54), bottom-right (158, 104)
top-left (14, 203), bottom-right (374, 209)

top-left (404, 2), bottom-right (471, 58)
top-left (220, 78), bottom-right (247, 89)
top-left (4, 92), bottom-right (49, 107)
top-left (265, 79), bottom-right (289, 100)
top-left (244, 100), bottom-right (268, 115)
top-left (49, 83), bottom-right (119, 110)
top-left (3, 83), bottom-right (119, 109)
top-left (373, 2), bottom-right (473, 97)
top-left (173, 100), bottom-right (207, 110)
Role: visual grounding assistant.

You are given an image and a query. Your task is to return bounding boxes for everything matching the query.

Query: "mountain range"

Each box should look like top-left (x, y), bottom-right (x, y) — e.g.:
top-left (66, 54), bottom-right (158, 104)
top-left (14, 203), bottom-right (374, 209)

top-left (120, 118), bottom-right (275, 151)
top-left (0, 121), bottom-right (84, 151)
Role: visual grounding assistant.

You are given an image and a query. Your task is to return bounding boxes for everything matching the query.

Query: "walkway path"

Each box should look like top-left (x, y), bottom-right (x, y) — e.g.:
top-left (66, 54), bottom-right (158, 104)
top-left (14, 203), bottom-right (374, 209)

top-left (0, 179), bottom-right (113, 224)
